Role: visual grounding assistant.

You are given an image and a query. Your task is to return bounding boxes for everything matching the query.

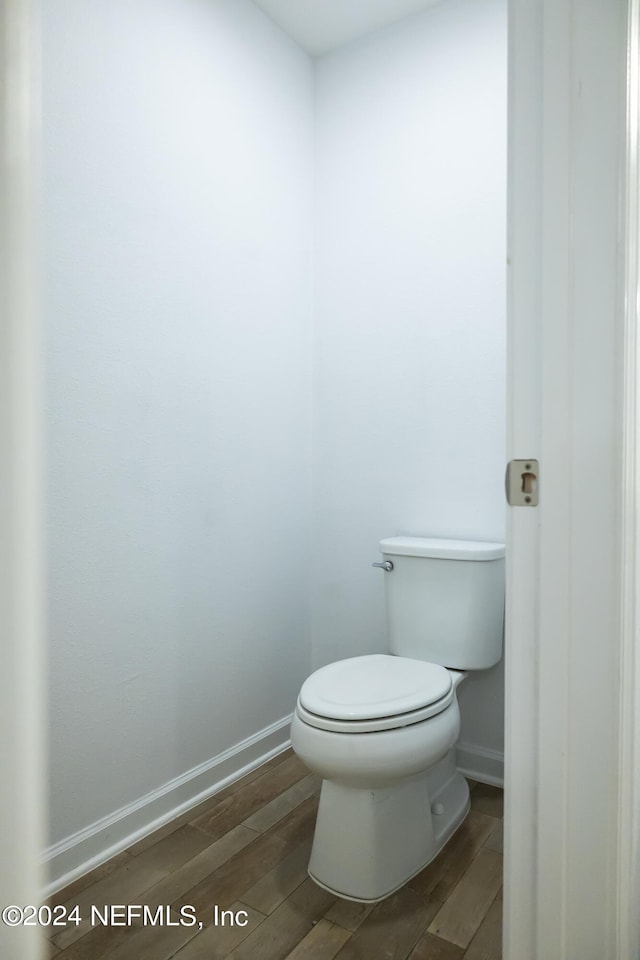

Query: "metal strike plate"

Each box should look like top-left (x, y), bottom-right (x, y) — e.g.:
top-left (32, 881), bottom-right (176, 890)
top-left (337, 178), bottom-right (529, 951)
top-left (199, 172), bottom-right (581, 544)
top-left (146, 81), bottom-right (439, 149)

top-left (505, 459), bottom-right (539, 506)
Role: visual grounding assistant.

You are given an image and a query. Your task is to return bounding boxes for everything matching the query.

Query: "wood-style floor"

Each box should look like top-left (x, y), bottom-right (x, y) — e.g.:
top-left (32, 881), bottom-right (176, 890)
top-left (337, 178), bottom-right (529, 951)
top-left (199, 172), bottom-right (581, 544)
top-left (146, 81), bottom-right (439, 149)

top-left (45, 749), bottom-right (503, 960)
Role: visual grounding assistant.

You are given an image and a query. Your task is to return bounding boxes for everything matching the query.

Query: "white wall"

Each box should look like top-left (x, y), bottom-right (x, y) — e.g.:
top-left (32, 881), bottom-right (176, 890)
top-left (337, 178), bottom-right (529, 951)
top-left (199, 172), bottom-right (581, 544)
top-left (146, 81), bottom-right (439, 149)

top-left (43, 0), bottom-right (314, 848)
top-left (43, 0), bottom-right (507, 866)
top-left (312, 0), bottom-right (507, 763)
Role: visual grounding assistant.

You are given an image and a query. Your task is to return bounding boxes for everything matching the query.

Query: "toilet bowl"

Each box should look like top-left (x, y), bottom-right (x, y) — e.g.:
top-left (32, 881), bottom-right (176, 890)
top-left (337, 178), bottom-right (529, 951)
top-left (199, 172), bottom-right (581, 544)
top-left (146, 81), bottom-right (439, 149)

top-left (291, 654), bottom-right (469, 902)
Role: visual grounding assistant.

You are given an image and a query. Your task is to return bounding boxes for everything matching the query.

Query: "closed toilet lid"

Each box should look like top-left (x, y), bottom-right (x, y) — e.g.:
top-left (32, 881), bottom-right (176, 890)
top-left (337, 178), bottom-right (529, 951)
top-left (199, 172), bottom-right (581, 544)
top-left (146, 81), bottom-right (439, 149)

top-left (299, 654), bottom-right (452, 722)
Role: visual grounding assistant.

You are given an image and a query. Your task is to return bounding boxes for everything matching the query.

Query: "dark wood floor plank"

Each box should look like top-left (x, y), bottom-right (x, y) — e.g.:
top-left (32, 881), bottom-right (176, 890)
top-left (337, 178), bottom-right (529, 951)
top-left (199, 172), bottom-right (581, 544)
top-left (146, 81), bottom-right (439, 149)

top-left (226, 877), bottom-right (336, 960)
top-left (55, 826), bottom-right (258, 960)
top-left (50, 826), bottom-right (214, 951)
top-left (483, 820), bottom-right (503, 855)
top-left (427, 849), bottom-right (503, 949)
top-left (127, 750), bottom-right (295, 856)
top-left (169, 902), bottom-right (265, 960)
top-left (242, 839), bottom-right (313, 914)
top-left (463, 896), bottom-right (502, 960)
top-left (333, 887), bottom-right (439, 960)
top-left (137, 825), bottom-right (259, 910)
top-left (173, 832), bottom-right (291, 923)
top-left (408, 811), bottom-right (497, 902)
top-left (55, 921), bottom-right (133, 960)
top-left (324, 899), bottom-right (374, 933)
top-left (49, 852), bottom-right (134, 906)
top-left (242, 774), bottom-right (320, 833)
top-left (191, 755), bottom-right (310, 841)
top-left (213, 751), bottom-right (297, 803)
top-left (282, 919), bottom-right (350, 960)
top-left (469, 785), bottom-right (504, 820)
top-left (409, 932), bottom-right (464, 960)
top-left (270, 794), bottom-right (319, 848)
top-left (94, 918), bottom-right (198, 960)
top-left (126, 809), bottom-right (216, 858)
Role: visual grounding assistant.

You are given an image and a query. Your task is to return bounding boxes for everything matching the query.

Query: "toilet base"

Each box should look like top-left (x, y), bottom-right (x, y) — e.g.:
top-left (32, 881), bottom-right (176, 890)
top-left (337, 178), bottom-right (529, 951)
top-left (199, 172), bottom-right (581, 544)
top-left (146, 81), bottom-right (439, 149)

top-left (307, 749), bottom-right (470, 903)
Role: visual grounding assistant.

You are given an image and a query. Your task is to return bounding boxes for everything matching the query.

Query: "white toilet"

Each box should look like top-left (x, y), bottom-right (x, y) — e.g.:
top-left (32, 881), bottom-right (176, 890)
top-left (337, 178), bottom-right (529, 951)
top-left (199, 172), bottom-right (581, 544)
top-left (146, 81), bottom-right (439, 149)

top-left (291, 536), bottom-right (505, 903)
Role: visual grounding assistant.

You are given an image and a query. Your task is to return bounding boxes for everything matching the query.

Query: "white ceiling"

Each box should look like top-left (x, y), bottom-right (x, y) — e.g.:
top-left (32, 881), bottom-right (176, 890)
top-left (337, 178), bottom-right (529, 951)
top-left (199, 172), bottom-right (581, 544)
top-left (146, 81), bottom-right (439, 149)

top-left (252, 0), bottom-right (444, 56)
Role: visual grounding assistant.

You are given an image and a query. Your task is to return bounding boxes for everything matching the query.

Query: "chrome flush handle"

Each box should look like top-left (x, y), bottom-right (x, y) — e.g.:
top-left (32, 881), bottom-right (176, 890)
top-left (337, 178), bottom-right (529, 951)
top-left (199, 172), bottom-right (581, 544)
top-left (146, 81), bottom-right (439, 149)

top-left (372, 560), bottom-right (394, 572)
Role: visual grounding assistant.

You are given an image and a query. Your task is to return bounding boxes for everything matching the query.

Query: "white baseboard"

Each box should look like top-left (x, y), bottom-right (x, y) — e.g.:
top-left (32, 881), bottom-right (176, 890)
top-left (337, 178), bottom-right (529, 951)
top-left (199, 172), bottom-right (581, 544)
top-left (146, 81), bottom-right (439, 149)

top-left (43, 713), bottom-right (294, 897)
top-left (456, 741), bottom-right (504, 787)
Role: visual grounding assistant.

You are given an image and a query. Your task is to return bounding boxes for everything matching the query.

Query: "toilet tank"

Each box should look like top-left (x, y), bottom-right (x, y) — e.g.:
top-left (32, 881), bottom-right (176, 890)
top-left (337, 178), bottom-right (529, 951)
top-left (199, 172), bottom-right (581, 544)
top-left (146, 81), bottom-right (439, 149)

top-left (379, 537), bottom-right (505, 670)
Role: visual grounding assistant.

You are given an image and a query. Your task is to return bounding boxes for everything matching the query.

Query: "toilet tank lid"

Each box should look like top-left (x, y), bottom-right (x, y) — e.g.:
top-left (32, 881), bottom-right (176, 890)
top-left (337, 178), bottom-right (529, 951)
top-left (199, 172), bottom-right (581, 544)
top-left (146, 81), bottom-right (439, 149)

top-left (379, 537), bottom-right (505, 560)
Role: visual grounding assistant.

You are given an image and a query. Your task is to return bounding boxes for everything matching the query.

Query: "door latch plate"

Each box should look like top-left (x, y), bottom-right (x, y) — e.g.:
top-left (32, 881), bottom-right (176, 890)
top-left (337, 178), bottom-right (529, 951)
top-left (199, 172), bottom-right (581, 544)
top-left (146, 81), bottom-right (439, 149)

top-left (505, 459), bottom-right (539, 506)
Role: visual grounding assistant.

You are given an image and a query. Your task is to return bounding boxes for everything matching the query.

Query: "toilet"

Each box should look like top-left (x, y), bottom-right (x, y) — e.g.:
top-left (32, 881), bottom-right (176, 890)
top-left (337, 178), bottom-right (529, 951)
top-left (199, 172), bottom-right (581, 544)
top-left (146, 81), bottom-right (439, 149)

top-left (291, 536), bottom-right (505, 903)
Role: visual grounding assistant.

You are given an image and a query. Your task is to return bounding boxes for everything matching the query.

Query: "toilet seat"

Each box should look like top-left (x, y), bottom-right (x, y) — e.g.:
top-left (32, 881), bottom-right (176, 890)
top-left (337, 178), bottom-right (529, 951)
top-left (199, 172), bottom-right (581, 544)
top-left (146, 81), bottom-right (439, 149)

top-left (297, 654), bottom-right (454, 734)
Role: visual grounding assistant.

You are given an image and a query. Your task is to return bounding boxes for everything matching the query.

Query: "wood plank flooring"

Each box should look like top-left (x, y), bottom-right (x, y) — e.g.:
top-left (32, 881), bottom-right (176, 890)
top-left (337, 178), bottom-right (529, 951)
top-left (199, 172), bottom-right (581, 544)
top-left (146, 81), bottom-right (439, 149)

top-left (46, 750), bottom-right (503, 960)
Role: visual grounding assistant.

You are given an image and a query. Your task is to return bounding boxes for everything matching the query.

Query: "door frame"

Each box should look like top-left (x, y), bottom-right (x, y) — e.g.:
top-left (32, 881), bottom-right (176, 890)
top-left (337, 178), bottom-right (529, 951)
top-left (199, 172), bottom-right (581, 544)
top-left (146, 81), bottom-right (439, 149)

top-left (0, 1), bottom-right (45, 958)
top-left (616, 0), bottom-right (640, 952)
top-left (505, 0), bottom-right (640, 956)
